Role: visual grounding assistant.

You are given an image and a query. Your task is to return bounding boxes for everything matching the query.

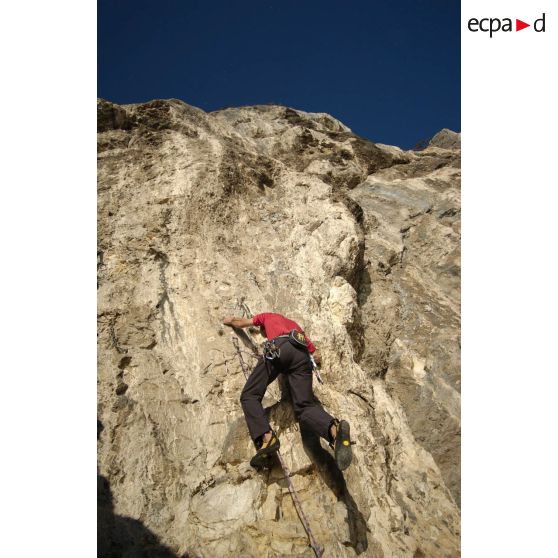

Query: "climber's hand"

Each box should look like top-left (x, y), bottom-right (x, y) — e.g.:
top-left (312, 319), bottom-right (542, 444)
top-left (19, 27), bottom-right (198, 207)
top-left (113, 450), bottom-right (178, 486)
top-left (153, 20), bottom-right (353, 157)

top-left (312, 351), bottom-right (322, 366)
top-left (223, 316), bottom-right (235, 326)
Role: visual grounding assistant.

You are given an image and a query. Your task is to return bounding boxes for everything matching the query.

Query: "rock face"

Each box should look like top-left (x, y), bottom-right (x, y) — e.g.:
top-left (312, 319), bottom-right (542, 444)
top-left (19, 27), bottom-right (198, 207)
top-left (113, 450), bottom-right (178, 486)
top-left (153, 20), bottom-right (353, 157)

top-left (428, 129), bottom-right (461, 150)
top-left (97, 99), bottom-right (461, 558)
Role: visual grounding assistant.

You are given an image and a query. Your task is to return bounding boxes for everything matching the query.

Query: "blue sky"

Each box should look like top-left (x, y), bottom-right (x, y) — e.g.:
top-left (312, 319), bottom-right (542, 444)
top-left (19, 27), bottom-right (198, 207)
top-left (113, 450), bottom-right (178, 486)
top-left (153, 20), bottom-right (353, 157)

top-left (98, 0), bottom-right (460, 149)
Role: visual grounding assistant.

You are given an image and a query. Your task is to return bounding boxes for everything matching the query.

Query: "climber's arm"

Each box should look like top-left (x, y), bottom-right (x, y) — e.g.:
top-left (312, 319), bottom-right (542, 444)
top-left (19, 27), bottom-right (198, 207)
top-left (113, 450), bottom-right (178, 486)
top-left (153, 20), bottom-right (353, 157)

top-left (223, 316), bottom-right (254, 328)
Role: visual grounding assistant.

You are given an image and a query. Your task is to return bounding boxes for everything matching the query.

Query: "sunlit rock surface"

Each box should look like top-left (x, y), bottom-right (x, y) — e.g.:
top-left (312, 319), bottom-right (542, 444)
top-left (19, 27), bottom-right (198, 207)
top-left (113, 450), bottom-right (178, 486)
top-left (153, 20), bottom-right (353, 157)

top-left (97, 98), bottom-right (461, 558)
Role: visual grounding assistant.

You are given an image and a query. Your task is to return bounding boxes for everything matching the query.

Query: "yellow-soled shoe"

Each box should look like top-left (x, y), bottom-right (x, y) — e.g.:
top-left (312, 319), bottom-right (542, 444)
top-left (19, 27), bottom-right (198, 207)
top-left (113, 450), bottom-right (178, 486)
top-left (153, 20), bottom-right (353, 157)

top-left (334, 420), bottom-right (353, 471)
top-left (250, 432), bottom-right (280, 468)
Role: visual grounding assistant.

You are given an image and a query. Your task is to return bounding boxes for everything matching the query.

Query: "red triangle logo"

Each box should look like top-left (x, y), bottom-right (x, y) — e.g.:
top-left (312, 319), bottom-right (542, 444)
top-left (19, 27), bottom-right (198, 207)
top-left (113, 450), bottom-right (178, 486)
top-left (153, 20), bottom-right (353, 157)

top-left (516, 19), bottom-right (530, 31)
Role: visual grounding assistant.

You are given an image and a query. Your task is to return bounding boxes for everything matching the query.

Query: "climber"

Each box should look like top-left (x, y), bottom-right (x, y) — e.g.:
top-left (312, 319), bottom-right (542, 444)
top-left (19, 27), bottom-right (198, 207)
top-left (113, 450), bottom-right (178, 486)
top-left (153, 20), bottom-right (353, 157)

top-left (223, 312), bottom-right (353, 470)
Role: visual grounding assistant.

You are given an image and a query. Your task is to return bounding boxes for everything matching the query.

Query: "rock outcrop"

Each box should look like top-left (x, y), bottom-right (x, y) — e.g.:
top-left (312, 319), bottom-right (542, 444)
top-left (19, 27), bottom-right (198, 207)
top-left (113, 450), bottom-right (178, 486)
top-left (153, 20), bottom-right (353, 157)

top-left (97, 98), bottom-right (461, 558)
top-left (428, 129), bottom-right (461, 150)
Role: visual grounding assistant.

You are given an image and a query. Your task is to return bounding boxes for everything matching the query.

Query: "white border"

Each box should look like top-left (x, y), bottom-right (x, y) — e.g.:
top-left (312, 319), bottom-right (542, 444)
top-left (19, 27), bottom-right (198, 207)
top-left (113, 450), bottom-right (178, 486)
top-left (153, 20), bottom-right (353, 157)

top-left (1, 1), bottom-right (97, 556)
top-left (463, 1), bottom-right (557, 555)
top-left (2, 1), bottom-right (556, 555)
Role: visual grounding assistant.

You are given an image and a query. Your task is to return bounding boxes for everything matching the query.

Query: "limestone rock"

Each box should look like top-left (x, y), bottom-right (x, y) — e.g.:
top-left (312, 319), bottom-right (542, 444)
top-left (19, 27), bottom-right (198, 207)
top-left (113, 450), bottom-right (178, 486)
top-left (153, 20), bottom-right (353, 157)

top-left (428, 128), bottom-right (461, 150)
top-left (98, 98), bottom-right (461, 557)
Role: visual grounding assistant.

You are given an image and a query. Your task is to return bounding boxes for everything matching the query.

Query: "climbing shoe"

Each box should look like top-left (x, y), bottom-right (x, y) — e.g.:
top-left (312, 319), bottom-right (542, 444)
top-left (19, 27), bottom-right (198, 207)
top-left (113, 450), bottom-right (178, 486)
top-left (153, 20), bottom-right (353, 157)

top-left (330, 419), bottom-right (353, 471)
top-left (250, 431), bottom-right (280, 468)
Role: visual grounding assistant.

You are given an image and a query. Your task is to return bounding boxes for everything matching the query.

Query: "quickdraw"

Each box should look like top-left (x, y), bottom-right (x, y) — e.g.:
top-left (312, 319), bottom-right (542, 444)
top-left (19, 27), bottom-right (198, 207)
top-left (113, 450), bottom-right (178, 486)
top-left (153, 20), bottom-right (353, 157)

top-left (309, 354), bottom-right (323, 384)
top-left (263, 339), bottom-right (281, 360)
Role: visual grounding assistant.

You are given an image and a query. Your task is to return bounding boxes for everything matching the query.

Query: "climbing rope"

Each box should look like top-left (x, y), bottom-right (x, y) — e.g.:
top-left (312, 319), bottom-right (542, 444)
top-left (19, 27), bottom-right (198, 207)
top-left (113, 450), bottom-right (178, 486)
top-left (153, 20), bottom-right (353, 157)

top-left (232, 336), bottom-right (250, 380)
top-left (276, 451), bottom-right (323, 558)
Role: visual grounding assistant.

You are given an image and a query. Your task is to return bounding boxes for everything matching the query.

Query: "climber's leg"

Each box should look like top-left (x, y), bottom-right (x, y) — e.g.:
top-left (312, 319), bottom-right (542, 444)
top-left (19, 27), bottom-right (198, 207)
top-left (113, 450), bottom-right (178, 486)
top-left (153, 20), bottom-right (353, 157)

top-left (286, 364), bottom-right (336, 441)
top-left (240, 358), bottom-right (280, 442)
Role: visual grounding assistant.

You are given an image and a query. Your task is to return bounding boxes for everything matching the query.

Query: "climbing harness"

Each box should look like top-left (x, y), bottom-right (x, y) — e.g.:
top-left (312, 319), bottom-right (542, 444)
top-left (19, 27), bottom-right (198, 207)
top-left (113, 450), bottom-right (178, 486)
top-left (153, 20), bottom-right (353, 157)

top-left (231, 333), bottom-right (324, 558)
top-left (265, 330), bottom-right (323, 385)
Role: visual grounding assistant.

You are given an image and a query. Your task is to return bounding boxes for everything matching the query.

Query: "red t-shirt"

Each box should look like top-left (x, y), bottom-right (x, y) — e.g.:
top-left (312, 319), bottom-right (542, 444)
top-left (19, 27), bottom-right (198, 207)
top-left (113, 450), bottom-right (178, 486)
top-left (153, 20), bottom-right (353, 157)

top-left (252, 312), bottom-right (316, 353)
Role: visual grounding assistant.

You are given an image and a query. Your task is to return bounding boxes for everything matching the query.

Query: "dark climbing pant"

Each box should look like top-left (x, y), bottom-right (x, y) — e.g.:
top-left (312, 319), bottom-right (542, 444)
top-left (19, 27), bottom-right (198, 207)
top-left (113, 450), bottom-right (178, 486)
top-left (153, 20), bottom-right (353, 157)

top-left (240, 340), bottom-right (335, 443)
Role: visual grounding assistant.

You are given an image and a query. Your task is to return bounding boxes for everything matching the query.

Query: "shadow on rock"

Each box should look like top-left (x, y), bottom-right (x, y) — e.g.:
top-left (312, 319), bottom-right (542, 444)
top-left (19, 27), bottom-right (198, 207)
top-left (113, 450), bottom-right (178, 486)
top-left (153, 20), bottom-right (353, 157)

top-left (301, 427), bottom-right (369, 555)
top-left (98, 473), bottom-right (187, 558)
